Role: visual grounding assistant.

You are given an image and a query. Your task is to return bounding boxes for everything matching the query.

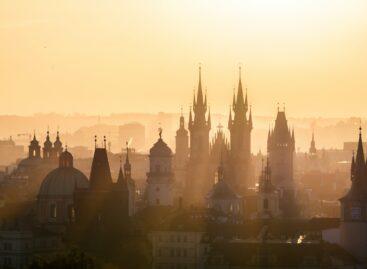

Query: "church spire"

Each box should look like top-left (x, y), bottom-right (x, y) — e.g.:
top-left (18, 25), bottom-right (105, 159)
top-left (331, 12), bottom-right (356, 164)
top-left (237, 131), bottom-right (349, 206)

top-left (207, 106), bottom-right (211, 129)
top-left (124, 141), bottom-right (132, 179)
top-left (228, 106), bottom-right (233, 129)
top-left (249, 105), bottom-right (253, 129)
top-left (354, 127), bottom-right (366, 182)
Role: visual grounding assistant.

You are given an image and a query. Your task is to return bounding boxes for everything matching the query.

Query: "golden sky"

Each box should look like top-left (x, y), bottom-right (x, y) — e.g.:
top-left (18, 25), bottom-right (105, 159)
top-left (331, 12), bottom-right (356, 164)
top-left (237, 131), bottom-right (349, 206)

top-left (1, 0), bottom-right (367, 117)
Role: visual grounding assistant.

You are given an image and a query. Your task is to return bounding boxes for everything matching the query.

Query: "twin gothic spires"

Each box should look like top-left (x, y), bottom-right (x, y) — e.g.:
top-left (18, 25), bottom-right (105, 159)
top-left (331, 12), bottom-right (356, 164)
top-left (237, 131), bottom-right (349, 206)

top-left (228, 66), bottom-right (253, 130)
top-left (189, 66), bottom-right (211, 130)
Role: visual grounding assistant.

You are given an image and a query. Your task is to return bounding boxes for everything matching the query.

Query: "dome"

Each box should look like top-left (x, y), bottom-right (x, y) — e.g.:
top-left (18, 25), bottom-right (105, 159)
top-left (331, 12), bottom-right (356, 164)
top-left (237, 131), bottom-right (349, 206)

top-left (150, 137), bottom-right (172, 157)
top-left (208, 179), bottom-right (240, 200)
top-left (38, 167), bottom-right (89, 196)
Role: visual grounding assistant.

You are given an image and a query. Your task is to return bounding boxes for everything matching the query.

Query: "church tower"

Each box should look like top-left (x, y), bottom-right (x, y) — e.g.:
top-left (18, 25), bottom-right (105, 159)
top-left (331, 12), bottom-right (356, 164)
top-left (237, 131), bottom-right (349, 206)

top-left (308, 131), bottom-right (317, 159)
top-left (123, 144), bottom-right (136, 216)
top-left (340, 128), bottom-right (367, 262)
top-left (257, 158), bottom-right (280, 219)
top-left (43, 130), bottom-right (53, 160)
top-left (146, 130), bottom-right (174, 207)
top-left (267, 108), bottom-right (296, 217)
top-left (29, 133), bottom-right (41, 159)
top-left (228, 67), bottom-right (253, 193)
top-left (53, 131), bottom-right (63, 159)
top-left (174, 109), bottom-right (189, 188)
top-left (185, 66), bottom-right (211, 205)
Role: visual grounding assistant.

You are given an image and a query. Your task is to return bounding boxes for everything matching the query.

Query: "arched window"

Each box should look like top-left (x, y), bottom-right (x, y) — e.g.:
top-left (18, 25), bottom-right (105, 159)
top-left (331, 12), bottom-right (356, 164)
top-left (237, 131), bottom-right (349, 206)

top-left (68, 205), bottom-right (75, 222)
top-left (50, 204), bottom-right (57, 218)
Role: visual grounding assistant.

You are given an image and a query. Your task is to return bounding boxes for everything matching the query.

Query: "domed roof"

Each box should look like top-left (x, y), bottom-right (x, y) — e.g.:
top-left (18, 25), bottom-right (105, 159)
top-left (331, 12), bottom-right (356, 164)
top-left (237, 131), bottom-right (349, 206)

top-left (150, 137), bottom-right (172, 157)
top-left (18, 156), bottom-right (43, 167)
top-left (38, 167), bottom-right (89, 196)
top-left (208, 179), bottom-right (240, 200)
top-left (38, 150), bottom-right (88, 196)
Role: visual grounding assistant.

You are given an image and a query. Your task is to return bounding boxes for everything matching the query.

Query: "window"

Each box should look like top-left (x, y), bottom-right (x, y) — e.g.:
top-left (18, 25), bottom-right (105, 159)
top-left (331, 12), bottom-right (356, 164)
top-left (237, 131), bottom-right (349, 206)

top-left (183, 249), bottom-right (187, 257)
top-left (177, 235), bottom-right (181, 242)
top-left (68, 205), bottom-right (75, 222)
top-left (50, 204), bottom-right (57, 218)
top-left (3, 242), bottom-right (12, 251)
top-left (156, 165), bottom-right (161, 172)
top-left (4, 257), bottom-right (11, 266)
top-left (183, 235), bottom-right (187, 242)
top-left (350, 206), bottom-right (362, 220)
top-left (264, 199), bottom-right (269, 210)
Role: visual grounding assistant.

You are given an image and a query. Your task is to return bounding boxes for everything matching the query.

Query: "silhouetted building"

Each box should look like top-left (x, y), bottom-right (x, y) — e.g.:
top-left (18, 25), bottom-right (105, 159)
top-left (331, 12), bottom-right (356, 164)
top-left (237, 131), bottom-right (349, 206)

top-left (146, 131), bottom-right (174, 207)
top-left (228, 68), bottom-right (253, 193)
top-left (207, 160), bottom-right (243, 223)
top-left (0, 137), bottom-right (24, 166)
top-left (257, 159), bottom-right (280, 219)
top-left (74, 140), bottom-right (130, 229)
top-left (174, 111), bottom-right (189, 194)
top-left (185, 67), bottom-right (211, 205)
top-left (340, 127), bottom-right (367, 262)
top-left (37, 149), bottom-right (89, 230)
top-left (267, 109), bottom-right (297, 217)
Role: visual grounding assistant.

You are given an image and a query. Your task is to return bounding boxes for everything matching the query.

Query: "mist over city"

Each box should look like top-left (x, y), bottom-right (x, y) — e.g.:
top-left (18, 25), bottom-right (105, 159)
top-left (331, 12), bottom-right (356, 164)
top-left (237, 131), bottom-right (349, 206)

top-left (1, 1), bottom-right (367, 268)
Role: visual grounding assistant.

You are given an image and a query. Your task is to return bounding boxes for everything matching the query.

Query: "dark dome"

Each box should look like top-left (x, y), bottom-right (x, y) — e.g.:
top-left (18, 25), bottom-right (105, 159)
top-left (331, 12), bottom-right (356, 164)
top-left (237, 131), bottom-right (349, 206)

top-left (150, 138), bottom-right (172, 157)
top-left (38, 167), bottom-right (89, 196)
top-left (18, 156), bottom-right (42, 168)
top-left (208, 180), bottom-right (240, 200)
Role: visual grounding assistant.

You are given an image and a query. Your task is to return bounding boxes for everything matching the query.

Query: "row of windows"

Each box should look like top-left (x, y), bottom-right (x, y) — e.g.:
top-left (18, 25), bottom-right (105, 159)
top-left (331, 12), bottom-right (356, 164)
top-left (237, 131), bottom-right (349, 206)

top-left (157, 247), bottom-right (189, 258)
top-left (158, 234), bottom-right (189, 243)
top-left (156, 263), bottom-right (196, 269)
top-left (49, 204), bottom-right (75, 220)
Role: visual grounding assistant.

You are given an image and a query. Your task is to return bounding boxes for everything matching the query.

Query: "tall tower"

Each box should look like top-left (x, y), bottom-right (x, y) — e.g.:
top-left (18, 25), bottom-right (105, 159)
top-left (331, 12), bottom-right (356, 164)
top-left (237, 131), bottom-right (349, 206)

top-left (340, 128), bottom-right (367, 262)
top-left (124, 144), bottom-right (136, 216)
top-left (267, 108), bottom-right (296, 217)
top-left (174, 109), bottom-right (189, 188)
top-left (43, 130), bottom-right (53, 160)
top-left (185, 66), bottom-right (211, 205)
top-left (29, 133), bottom-right (41, 158)
top-left (228, 67), bottom-right (253, 193)
top-left (53, 131), bottom-right (63, 158)
top-left (146, 131), bottom-right (174, 207)
top-left (257, 158), bottom-right (280, 219)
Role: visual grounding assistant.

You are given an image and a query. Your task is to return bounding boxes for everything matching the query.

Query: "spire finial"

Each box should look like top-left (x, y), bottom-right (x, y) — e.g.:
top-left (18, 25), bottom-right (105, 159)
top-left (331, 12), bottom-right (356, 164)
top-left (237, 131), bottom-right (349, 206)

top-left (180, 106), bottom-right (183, 117)
top-left (283, 103), bottom-right (286, 112)
top-left (103, 136), bottom-right (107, 148)
top-left (94, 135), bottom-right (97, 148)
top-left (277, 102), bottom-right (280, 112)
top-left (239, 63), bottom-right (242, 80)
top-left (158, 127), bottom-right (163, 139)
top-left (65, 144), bottom-right (68, 152)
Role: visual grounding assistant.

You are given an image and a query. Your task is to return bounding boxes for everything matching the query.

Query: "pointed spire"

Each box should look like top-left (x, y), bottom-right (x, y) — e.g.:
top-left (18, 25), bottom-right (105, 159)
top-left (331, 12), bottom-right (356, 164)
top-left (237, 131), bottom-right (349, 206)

top-left (228, 106), bottom-right (233, 129)
top-left (196, 65), bottom-right (204, 106)
top-left (249, 105), bottom-right (253, 129)
top-left (244, 88), bottom-right (248, 112)
top-left (207, 106), bottom-right (211, 128)
top-left (356, 127), bottom-right (365, 167)
top-left (94, 135), bottom-right (97, 148)
top-left (351, 151), bottom-right (355, 181)
top-left (232, 88), bottom-right (236, 109)
top-left (124, 141), bottom-right (132, 179)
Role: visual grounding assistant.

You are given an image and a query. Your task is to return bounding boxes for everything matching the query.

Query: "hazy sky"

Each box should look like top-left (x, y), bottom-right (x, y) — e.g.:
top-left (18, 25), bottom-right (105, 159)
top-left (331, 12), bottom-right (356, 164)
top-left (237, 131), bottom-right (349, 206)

top-left (1, 0), bottom-right (367, 117)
